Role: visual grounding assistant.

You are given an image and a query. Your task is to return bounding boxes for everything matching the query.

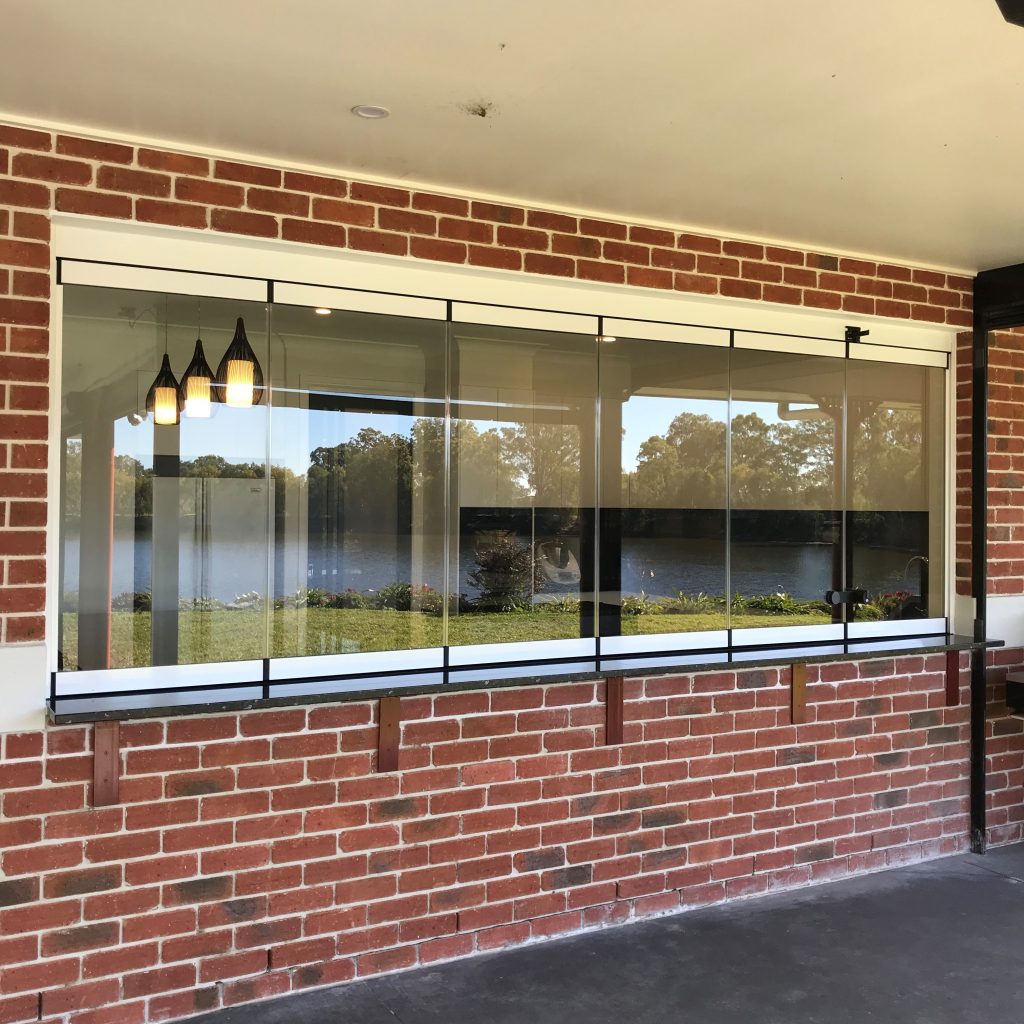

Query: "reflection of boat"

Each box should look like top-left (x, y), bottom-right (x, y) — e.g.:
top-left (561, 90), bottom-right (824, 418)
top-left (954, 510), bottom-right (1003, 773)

top-left (536, 540), bottom-right (580, 585)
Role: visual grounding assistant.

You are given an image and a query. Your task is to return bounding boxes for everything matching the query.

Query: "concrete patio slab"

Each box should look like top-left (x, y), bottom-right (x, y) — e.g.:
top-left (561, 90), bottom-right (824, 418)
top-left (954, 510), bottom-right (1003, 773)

top-left (189, 844), bottom-right (1024, 1024)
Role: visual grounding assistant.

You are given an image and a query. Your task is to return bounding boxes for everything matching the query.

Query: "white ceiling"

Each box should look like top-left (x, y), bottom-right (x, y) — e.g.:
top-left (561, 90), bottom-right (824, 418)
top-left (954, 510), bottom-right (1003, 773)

top-left (2, 0), bottom-right (1023, 271)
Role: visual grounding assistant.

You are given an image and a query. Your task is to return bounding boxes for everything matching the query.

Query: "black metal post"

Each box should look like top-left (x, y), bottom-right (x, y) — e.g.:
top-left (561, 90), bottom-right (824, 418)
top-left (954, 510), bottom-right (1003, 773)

top-left (969, 261), bottom-right (1024, 853)
top-left (970, 300), bottom-right (988, 853)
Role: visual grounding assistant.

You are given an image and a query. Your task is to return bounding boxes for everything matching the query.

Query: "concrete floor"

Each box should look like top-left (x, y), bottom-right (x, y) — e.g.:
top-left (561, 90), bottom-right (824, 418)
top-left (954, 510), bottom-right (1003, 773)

top-left (192, 845), bottom-right (1024, 1024)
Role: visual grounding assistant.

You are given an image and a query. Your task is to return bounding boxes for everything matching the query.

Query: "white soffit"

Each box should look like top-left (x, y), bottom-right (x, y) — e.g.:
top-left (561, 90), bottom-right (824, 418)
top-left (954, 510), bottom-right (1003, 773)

top-left (3, 1), bottom-right (1022, 269)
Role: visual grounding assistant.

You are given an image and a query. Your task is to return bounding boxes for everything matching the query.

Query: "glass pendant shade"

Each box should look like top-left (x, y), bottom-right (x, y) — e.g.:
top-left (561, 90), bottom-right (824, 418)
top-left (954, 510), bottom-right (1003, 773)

top-left (145, 353), bottom-right (181, 426)
top-left (215, 317), bottom-right (264, 408)
top-left (181, 337), bottom-right (215, 418)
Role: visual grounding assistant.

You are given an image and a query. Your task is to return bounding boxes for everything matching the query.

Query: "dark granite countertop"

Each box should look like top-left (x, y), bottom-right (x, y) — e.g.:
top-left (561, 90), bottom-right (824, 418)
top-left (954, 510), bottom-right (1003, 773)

top-left (48, 633), bottom-right (1001, 724)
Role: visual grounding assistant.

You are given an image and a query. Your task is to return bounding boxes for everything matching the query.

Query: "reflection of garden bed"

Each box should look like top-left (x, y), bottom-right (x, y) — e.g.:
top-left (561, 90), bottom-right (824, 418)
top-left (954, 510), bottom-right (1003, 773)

top-left (60, 606), bottom-right (832, 670)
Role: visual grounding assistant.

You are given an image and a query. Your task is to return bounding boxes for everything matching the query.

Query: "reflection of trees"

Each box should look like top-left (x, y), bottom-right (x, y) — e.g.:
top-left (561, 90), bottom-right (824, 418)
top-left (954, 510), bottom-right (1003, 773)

top-left (630, 412), bottom-right (726, 508)
top-left (626, 405), bottom-right (923, 510)
top-left (308, 427), bottom-right (416, 531)
top-left (65, 400), bottom-right (926, 524)
top-left (849, 406), bottom-right (923, 508)
top-left (496, 422), bottom-right (580, 506)
top-left (63, 443), bottom-right (155, 517)
top-left (732, 412), bottom-right (833, 507)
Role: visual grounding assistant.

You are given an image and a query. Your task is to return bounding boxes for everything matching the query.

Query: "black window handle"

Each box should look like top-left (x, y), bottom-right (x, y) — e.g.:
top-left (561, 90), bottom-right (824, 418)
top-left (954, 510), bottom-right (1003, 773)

top-left (825, 589), bottom-right (868, 607)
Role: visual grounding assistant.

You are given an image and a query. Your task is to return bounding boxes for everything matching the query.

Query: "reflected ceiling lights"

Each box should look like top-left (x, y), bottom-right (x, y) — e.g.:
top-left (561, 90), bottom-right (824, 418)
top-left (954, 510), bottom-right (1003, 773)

top-left (215, 318), bottom-right (265, 408)
top-left (351, 104), bottom-right (390, 119)
top-left (146, 353), bottom-right (181, 426)
top-left (147, 315), bottom-right (265, 425)
top-left (180, 337), bottom-right (215, 419)
top-left (314, 307), bottom-right (332, 315)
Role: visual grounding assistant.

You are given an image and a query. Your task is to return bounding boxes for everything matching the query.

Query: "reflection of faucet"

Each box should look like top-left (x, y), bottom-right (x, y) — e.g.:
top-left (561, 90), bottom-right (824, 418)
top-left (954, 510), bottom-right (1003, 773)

top-left (903, 555), bottom-right (929, 581)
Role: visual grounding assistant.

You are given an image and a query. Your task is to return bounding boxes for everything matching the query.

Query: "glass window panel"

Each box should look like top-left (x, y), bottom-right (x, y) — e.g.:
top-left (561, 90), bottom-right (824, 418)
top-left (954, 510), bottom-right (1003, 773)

top-left (268, 304), bottom-right (447, 661)
top-left (598, 338), bottom-right (729, 638)
top-left (59, 286), bottom-right (270, 671)
top-left (59, 276), bottom-right (952, 692)
top-left (729, 348), bottom-right (843, 630)
top-left (847, 360), bottom-right (945, 621)
top-left (448, 323), bottom-right (597, 652)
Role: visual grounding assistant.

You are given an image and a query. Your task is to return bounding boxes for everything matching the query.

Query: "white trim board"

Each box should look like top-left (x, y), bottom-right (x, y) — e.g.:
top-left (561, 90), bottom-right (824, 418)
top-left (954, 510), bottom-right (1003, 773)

top-left (0, 645), bottom-right (48, 733)
top-left (54, 217), bottom-right (956, 353)
top-left (986, 595), bottom-right (1024, 647)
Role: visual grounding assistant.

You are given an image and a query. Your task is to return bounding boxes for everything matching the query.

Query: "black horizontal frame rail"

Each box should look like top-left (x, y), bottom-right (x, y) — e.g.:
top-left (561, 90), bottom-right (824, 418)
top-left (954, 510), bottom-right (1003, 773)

top-left (58, 255), bottom-right (948, 356)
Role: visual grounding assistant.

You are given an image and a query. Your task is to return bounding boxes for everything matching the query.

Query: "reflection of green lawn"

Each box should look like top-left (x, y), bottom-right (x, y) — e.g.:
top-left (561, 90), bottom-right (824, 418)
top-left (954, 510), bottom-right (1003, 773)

top-left (61, 608), bottom-right (833, 669)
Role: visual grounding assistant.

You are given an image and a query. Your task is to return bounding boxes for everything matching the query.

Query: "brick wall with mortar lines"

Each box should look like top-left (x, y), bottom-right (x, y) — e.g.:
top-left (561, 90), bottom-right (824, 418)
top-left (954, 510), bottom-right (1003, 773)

top-left (0, 120), bottom-right (1007, 1024)
top-left (985, 647), bottom-right (1024, 846)
top-left (951, 323), bottom-right (1024, 846)
top-left (0, 120), bottom-right (973, 645)
top-left (955, 328), bottom-right (1024, 597)
top-left (0, 658), bottom-right (973, 1024)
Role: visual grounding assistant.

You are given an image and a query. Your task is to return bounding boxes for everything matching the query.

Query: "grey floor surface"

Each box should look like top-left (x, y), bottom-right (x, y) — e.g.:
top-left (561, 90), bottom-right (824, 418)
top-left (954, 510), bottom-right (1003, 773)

top-left (190, 844), bottom-right (1024, 1024)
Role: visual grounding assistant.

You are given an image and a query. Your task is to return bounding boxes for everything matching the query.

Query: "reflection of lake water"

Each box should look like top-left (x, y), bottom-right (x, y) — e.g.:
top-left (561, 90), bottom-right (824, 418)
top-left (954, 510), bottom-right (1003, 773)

top-left (62, 523), bottom-right (924, 603)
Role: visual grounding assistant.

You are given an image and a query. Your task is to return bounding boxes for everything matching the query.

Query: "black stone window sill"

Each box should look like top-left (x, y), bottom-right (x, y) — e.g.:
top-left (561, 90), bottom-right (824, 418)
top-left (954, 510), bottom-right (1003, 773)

top-left (47, 634), bottom-right (1001, 725)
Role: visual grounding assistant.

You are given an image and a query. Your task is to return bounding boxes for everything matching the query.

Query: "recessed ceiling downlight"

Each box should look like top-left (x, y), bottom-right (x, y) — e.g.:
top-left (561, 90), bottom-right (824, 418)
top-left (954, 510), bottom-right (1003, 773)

top-left (352, 104), bottom-right (390, 119)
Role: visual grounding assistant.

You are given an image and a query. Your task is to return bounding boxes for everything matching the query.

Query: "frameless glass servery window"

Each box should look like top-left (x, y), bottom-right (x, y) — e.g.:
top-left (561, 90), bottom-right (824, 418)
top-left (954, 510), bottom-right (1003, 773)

top-left (268, 302), bottom-right (447, 677)
top-left (447, 320), bottom-right (597, 665)
top-left (59, 286), bottom-right (270, 678)
top-left (55, 274), bottom-right (951, 705)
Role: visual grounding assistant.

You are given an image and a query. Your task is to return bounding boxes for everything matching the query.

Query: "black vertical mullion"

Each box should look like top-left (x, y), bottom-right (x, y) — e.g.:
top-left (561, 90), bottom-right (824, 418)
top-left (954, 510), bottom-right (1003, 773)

top-left (726, 332), bottom-right (734, 648)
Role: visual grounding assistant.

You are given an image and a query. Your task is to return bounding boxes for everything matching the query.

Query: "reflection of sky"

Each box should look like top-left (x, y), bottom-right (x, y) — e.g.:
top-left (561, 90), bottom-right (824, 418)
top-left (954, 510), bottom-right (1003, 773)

top-left (114, 406), bottom-right (417, 474)
top-left (113, 394), bottom-right (805, 475)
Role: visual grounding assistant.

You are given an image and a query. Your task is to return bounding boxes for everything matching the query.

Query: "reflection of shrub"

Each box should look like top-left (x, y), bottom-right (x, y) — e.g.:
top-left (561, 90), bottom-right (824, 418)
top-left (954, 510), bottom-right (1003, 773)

top-left (417, 586), bottom-right (472, 616)
top-left (856, 602), bottom-right (885, 621)
top-left (112, 591), bottom-right (151, 612)
top-left (230, 590), bottom-right (264, 610)
top-left (469, 535), bottom-right (544, 611)
top-left (540, 595), bottom-right (580, 614)
top-left (663, 592), bottom-right (722, 615)
top-left (732, 592), bottom-right (829, 616)
top-left (622, 594), bottom-right (658, 616)
top-left (179, 596), bottom-right (224, 612)
top-left (873, 590), bottom-right (915, 619)
top-left (743, 592), bottom-right (798, 614)
top-left (326, 589), bottom-right (368, 610)
top-left (63, 591), bottom-right (79, 612)
top-left (376, 581), bottom-right (413, 611)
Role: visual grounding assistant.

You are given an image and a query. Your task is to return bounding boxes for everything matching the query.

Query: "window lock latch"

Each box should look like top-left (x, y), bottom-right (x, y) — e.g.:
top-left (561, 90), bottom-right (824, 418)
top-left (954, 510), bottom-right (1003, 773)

top-left (825, 589), bottom-right (868, 607)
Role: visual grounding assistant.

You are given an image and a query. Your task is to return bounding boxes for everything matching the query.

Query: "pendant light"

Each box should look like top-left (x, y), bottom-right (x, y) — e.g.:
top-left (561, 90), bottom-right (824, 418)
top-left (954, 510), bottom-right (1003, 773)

top-left (180, 300), bottom-right (214, 418)
top-left (215, 317), bottom-right (264, 408)
top-left (145, 297), bottom-right (181, 426)
top-left (146, 354), bottom-right (181, 425)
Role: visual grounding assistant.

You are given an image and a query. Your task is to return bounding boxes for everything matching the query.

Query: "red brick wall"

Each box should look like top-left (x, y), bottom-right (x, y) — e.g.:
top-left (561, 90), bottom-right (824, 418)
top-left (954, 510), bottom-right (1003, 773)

top-left (0, 659), bottom-right (971, 1024)
top-left (0, 121), bottom-right (972, 645)
top-left (986, 648), bottom-right (1024, 846)
top-left (0, 120), bottom-right (1003, 1024)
